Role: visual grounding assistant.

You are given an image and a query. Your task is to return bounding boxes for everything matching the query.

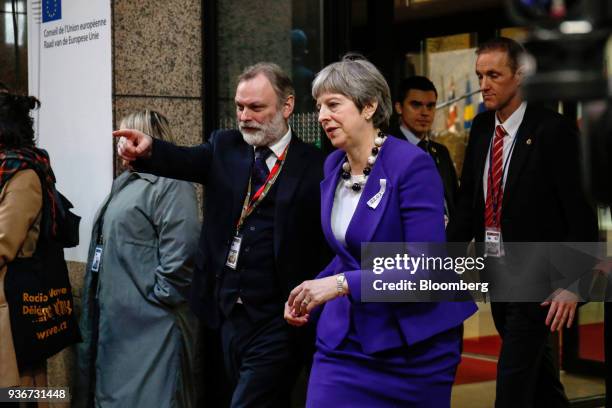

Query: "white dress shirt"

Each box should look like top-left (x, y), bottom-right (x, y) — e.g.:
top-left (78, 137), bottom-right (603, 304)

top-left (257, 127), bottom-right (292, 170)
top-left (398, 124), bottom-right (423, 146)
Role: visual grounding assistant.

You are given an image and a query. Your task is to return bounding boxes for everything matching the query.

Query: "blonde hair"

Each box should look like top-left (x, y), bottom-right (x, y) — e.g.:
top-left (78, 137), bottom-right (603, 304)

top-left (119, 109), bottom-right (175, 143)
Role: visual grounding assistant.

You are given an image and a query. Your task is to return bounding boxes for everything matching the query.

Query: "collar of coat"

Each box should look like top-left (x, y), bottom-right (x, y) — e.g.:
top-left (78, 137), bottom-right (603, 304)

top-left (130, 171), bottom-right (159, 184)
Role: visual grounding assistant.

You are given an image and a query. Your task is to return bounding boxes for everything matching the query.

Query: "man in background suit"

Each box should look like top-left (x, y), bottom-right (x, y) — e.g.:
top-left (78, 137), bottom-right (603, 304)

top-left (447, 37), bottom-right (599, 407)
top-left (388, 76), bottom-right (458, 223)
top-left (115, 63), bottom-right (331, 407)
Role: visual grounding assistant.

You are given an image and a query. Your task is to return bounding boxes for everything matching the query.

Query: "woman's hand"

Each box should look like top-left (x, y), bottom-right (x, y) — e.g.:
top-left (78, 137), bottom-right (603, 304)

top-left (288, 275), bottom-right (346, 317)
top-left (284, 302), bottom-right (309, 327)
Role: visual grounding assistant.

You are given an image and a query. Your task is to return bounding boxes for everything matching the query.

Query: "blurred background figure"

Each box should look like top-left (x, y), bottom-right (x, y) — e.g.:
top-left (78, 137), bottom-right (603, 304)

top-left (388, 76), bottom-right (459, 225)
top-left (76, 110), bottom-right (201, 408)
top-left (0, 91), bottom-right (79, 406)
top-left (292, 29), bottom-right (315, 113)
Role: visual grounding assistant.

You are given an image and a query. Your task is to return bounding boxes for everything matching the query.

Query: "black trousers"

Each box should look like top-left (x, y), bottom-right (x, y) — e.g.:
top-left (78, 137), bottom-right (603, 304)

top-left (491, 302), bottom-right (569, 408)
top-left (220, 304), bottom-right (302, 408)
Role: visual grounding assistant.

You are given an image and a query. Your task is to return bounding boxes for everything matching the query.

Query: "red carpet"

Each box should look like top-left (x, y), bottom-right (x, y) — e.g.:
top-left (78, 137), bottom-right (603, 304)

top-left (455, 356), bottom-right (498, 385)
top-left (463, 335), bottom-right (501, 357)
top-left (578, 322), bottom-right (604, 362)
top-left (455, 335), bottom-right (500, 385)
top-left (457, 322), bottom-right (605, 385)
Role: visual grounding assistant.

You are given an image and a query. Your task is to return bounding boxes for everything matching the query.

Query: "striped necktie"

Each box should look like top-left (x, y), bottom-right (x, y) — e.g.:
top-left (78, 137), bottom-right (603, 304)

top-left (485, 125), bottom-right (506, 228)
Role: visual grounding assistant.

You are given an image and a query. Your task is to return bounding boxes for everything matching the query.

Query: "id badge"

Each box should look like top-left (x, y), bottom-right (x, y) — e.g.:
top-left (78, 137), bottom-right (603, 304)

top-left (485, 227), bottom-right (503, 258)
top-left (226, 235), bottom-right (242, 270)
top-left (91, 246), bottom-right (103, 272)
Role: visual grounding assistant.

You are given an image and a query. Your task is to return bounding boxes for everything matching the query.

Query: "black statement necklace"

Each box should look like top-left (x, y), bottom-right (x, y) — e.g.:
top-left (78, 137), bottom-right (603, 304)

top-left (340, 131), bottom-right (387, 192)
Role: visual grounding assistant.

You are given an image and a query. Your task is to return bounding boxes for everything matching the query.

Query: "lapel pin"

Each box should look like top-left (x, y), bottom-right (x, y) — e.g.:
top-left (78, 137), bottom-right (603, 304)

top-left (367, 179), bottom-right (387, 209)
top-left (526, 138), bottom-right (532, 145)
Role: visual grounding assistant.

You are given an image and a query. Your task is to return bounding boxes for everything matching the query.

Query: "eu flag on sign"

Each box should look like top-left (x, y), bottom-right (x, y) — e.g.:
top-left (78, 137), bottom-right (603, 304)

top-left (42, 0), bottom-right (61, 23)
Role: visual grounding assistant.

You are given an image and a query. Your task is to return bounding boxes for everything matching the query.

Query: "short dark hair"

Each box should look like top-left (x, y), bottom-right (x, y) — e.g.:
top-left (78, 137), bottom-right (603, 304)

top-left (0, 93), bottom-right (40, 148)
top-left (396, 76), bottom-right (438, 104)
top-left (476, 37), bottom-right (526, 73)
top-left (237, 62), bottom-right (295, 107)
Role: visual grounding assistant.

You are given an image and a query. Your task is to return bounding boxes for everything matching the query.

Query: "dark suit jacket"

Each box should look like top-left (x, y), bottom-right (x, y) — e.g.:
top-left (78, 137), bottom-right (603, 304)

top-left (447, 104), bottom-right (598, 243)
top-left (388, 126), bottom-right (459, 219)
top-left (447, 105), bottom-right (599, 301)
top-left (135, 129), bottom-right (332, 328)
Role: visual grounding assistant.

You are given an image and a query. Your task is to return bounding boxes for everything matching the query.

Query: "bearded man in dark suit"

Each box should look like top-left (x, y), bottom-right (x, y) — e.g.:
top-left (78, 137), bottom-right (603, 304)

top-left (115, 62), bottom-right (332, 408)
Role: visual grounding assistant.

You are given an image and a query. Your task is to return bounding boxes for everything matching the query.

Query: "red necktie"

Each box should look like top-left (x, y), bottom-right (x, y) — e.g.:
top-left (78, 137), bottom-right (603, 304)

top-left (485, 125), bottom-right (506, 228)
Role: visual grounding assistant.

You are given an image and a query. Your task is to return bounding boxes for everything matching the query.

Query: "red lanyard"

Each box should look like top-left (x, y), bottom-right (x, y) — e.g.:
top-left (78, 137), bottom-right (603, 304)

top-left (235, 144), bottom-right (289, 232)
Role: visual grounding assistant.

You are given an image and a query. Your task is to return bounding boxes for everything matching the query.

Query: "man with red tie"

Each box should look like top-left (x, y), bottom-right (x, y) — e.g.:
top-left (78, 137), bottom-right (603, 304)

top-left (447, 37), bottom-right (598, 407)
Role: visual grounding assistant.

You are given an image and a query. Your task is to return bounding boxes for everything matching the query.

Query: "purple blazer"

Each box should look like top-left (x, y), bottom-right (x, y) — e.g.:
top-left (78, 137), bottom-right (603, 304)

top-left (315, 136), bottom-right (477, 354)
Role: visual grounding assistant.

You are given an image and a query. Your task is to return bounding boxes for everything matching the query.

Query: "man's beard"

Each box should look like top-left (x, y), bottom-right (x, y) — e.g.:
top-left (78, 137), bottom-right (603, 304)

top-left (239, 110), bottom-right (287, 146)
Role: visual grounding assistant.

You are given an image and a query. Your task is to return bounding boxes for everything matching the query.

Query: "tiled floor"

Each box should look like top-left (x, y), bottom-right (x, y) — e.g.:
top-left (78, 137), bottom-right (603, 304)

top-left (452, 372), bottom-right (605, 407)
top-left (453, 304), bottom-right (606, 407)
top-left (451, 372), bottom-right (605, 408)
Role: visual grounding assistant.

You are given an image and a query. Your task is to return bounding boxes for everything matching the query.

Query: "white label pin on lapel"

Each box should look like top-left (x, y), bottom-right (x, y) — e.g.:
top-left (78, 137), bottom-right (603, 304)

top-left (367, 179), bottom-right (387, 209)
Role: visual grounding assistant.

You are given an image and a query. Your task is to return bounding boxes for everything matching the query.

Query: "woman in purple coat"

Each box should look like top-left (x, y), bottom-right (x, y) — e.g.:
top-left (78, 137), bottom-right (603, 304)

top-left (285, 55), bottom-right (477, 407)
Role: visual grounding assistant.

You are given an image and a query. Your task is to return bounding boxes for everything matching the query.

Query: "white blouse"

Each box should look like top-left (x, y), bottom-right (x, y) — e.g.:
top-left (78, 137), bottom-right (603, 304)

top-left (331, 175), bottom-right (364, 247)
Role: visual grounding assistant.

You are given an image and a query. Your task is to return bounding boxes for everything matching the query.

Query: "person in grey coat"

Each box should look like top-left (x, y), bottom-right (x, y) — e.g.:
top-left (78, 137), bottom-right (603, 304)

top-left (75, 110), bottom-right (201, 408)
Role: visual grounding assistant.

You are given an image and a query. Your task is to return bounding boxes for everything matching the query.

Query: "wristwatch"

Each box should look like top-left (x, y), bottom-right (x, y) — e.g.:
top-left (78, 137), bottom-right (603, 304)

top-left (336, 273), bottom-right (346, 296)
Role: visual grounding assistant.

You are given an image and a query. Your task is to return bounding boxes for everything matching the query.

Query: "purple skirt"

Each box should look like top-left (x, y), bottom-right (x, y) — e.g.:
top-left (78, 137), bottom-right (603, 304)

top-left (306, 326), bottom-right (462, 408)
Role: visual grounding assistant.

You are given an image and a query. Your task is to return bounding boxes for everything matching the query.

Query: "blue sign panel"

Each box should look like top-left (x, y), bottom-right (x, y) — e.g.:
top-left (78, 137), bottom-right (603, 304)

top-left (42, 0), bottom-right (62, 23)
